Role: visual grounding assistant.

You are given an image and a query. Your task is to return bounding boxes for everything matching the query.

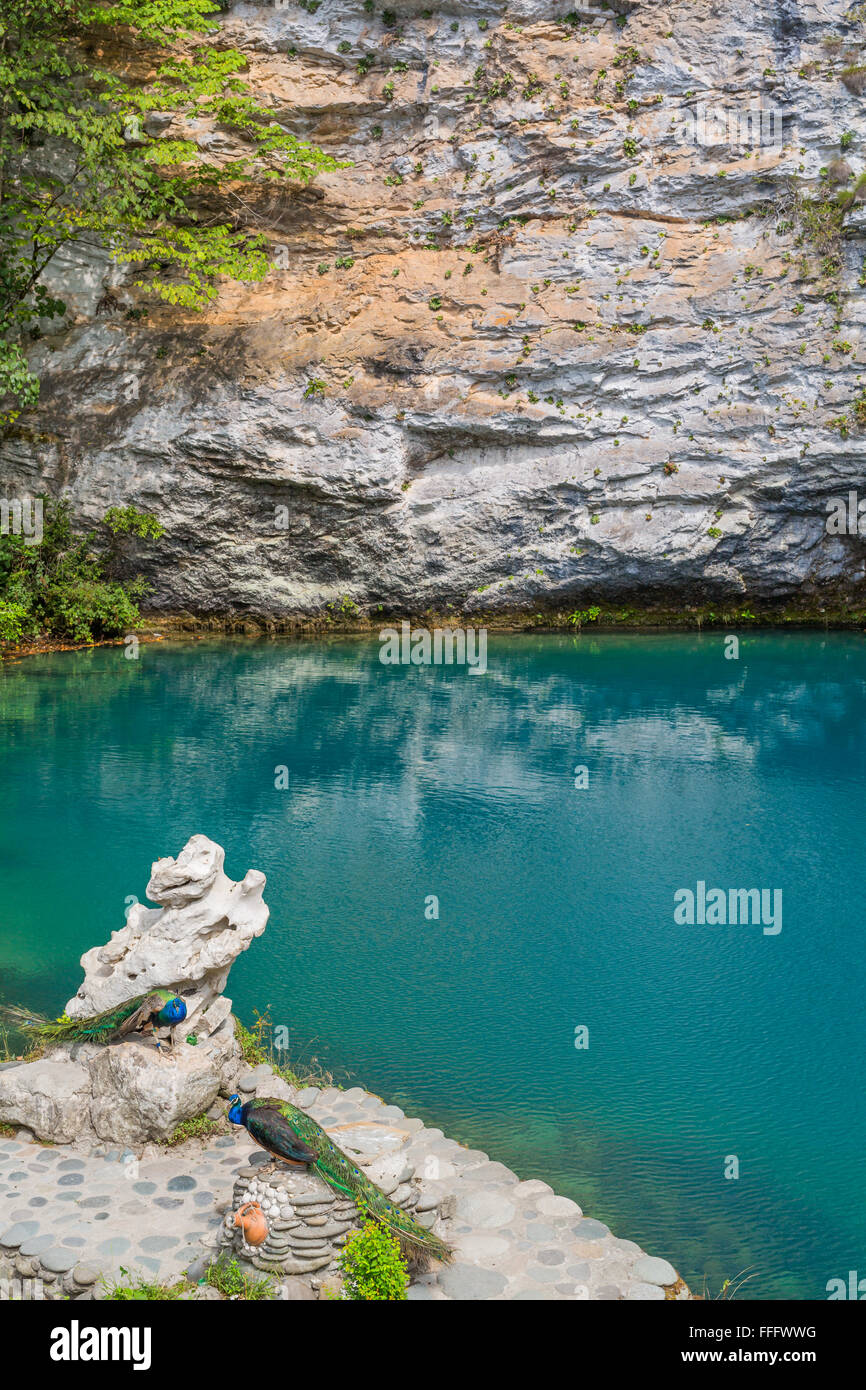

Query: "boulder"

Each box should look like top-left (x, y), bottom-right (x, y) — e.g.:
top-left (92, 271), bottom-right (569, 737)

top-left (88, 1039), bottom-right (221, 1144)
top-left (0, 1060), bottom-right (91, 1144)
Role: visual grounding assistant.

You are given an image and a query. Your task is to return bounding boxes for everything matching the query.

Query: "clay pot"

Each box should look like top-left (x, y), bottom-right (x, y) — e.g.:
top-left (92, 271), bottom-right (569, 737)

top-left (233, 1200), bottom-right (268, 1247)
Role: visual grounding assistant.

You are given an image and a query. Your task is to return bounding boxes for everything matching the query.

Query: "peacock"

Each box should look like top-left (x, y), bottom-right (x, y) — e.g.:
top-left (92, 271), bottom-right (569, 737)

top-left (228, 1095), bottom-right (452, 1268)
top-left (28, 989), bottom-right (187, 1050)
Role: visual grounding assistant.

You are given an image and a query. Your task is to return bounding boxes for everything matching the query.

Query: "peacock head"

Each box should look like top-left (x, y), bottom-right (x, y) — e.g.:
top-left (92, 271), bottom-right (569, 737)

top-left (163, 996), bottom-right (187, 1025)
top-left (227, 1094), bottom-right (244, 1126)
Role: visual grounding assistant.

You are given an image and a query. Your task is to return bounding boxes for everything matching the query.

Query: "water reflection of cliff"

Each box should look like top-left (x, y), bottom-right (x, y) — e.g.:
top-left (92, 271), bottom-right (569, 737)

top-left (2, 636), bottom-right (863, 830)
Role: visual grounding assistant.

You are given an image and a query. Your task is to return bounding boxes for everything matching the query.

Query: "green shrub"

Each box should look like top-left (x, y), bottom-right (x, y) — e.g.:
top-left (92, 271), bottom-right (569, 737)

top-left (0, 600), bottom-right (30, 644)
top-left (0, 497), bottom-right (160, 648)
top-left (43, 578), bottom-right (144, 644)
top-left (338, 1218), bottom-right (409, 1300)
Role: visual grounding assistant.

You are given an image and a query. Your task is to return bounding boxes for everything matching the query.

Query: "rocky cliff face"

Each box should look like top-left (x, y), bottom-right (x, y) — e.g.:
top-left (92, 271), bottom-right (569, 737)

top-left (3, 0), bottom-right (866, 617)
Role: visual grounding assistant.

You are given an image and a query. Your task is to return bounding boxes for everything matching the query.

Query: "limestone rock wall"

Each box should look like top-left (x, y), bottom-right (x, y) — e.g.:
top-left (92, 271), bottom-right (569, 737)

top-left (2, 0), bottom-right (866, 612)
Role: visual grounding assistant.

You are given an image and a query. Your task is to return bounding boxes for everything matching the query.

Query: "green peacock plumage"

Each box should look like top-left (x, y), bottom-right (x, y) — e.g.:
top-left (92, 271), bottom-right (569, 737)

top-left (236, 1096), bottom-right (453, 1269)
top-left (27, 988), bottom-right (187, 1047)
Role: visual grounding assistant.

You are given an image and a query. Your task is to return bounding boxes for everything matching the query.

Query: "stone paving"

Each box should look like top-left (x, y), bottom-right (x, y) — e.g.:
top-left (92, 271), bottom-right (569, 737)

top-left (0, 1067), bottom-right (686, 1301)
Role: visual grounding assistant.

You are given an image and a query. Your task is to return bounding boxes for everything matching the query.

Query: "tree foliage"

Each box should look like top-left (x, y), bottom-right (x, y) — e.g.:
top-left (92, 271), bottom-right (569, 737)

top-left (0, 0), bottom-right (348, 421)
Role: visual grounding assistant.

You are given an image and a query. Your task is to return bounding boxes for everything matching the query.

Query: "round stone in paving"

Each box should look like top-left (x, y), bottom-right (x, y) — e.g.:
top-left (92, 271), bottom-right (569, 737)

top-left (454, 1234), bottom-right (511, 1263)
top-left (513, 1179), bottom-right (554, 1201)
top-left (19, 1234), bottom-right (55, 1257)
top-left (57, 1159), bottom-right (85, 1170)
top-left (528, 1265), bottom-right (563, 1283)
top-left (7, 1171), bottom-right (27, 1181)
top-left (193, 1192), bottom-right (216, 1207)
top-left (98, 1237), bottom-right (132, 1256)
top-left (454, 1189), bottom-right (517, 1230)
top-left (57, 1173), bottom-right (85, 1186)
top-left (0, 1220), bottom-right (39, 1247)
top-left (166, 1176), bottom-right (196, 1191)
top-left (154, 1197), bottom-right (183, 1209)
top-left (572, 1218), bottom-right (610, 1241)
top-left (633, 1255), bottom-right (677, 1287)
top-left (524, 1222), bottom-right (557, 1243)
top-left (536, 1194), bottom-right (582, 1220)
top-left (535, 1248), bottom-right (566, 1266)
top-left (437, 1264), bottom-right (508, 1301)
top-left (28, 1197), bottom-right (48, 1208)
top-left (41, 1247), bottom-right (78, 1273)
top-left (627, 1281), bottom-right (665, 1301)
top-left (78, 1195), bottom-right (112, 1209)
top-left (139, 1235), bottom-right (180, 1253)
top-left (61, 1237), bottom-right (87, 1248)
top-left (132, 1182), bottom-right (157, 1195)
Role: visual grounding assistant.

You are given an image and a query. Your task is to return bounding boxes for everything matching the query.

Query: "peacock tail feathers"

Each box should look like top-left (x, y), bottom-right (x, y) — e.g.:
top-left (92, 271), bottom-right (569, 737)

top-left (27, 989), bottom-right (178, 1046)
top-left (0, 1002), bottom-right (47, 1030)
top-left (245, 1098), bottom-right (453, 1269)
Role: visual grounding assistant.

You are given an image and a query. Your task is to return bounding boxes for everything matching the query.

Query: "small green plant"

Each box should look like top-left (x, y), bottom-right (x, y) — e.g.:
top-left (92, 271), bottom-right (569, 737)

top-left (103, 1270), bottom-right (185, 1301)
top-left (233, 1010), bottom-right (336, 1089)
top-left (337, 1218), bottom-right (409, 1300)
top-left (206, 1255), bottom-right (274, 1300)
top-left (304, 378), bottom-right (327, 398)
top-left (622, 136), bottom-right (638, 157)
top-left (702, 1267), bottom-right (757, 1300)
top-left (568, 606), bottom-right (601, 630)
top-left (165, 1114), bottom-right (220, 1146)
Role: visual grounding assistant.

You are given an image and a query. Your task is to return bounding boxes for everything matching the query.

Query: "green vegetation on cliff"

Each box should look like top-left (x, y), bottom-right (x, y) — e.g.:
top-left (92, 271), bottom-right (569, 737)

top-left (0, 0), bottom-right (347, 423)
top-left (0, 497), bottom-right (162, 646)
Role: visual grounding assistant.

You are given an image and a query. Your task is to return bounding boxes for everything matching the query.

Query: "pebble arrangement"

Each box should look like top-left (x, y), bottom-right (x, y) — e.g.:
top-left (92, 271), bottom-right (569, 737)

top-left (0, 1066), bottom-right (688, 1301)
top-left (225, 1168), bottom-right (371, 1275)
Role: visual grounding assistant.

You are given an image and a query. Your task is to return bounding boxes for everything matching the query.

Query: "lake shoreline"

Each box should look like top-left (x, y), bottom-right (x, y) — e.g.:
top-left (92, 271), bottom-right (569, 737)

top-left (0, 1064), bottom-right (693, 1303)
top-left (2, 600), bottom-right (864, 663)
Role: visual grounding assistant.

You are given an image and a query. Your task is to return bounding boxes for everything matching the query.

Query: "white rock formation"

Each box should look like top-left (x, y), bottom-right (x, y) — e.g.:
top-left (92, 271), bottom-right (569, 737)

top-left (0, 836), bottom-right (269, 1144)
top-left (66, 834), bottom-right (268, 1041)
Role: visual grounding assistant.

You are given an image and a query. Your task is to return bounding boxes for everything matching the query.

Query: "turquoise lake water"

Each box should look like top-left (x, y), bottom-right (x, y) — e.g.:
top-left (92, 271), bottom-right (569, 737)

top-left (1, 632), bottom-right (864, 1298)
